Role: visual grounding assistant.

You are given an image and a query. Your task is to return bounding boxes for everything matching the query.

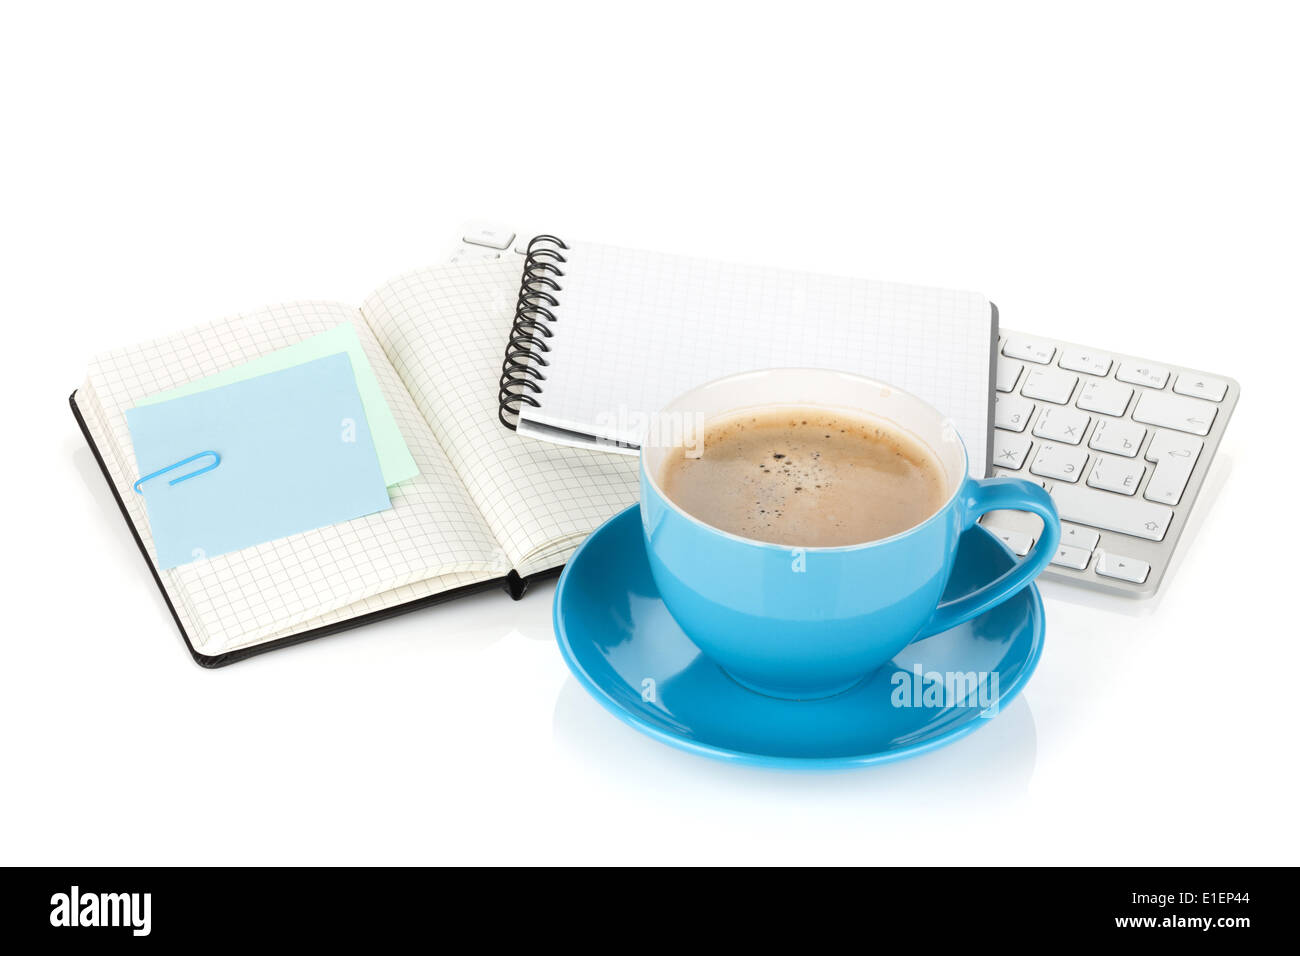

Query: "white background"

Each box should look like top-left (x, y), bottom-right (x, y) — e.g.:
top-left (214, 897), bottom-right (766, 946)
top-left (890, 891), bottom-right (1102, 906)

top-left (2, 1), bottom-right (1296, 865)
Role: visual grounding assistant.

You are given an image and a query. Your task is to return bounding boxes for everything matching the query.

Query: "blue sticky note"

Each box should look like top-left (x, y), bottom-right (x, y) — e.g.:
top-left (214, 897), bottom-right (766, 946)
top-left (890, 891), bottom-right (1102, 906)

top-left (126, 353), bottom-right (392, 569)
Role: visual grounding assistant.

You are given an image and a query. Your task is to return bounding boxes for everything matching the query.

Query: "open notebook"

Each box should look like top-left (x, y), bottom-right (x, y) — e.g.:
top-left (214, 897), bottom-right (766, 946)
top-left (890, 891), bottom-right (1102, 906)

top-left (498, 237), bottom-right (998, 477)
top-left (73, 258), bottom-right (640, 665)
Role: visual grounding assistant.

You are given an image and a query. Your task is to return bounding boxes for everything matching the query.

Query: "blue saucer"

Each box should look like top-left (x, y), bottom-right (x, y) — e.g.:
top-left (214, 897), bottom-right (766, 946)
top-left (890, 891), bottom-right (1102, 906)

top-left (553, 506), bottom-right (1046, 769)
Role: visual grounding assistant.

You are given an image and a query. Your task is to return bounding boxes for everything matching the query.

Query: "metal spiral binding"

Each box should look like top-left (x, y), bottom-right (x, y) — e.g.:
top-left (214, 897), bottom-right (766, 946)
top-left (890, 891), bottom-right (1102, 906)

top-left (498, 234), bottom-right (570, 429)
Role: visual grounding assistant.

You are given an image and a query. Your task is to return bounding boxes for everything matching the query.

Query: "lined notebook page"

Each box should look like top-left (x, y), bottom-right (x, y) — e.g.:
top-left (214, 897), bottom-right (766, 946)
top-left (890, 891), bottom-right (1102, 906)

top-left (362, 260), bottom-right (640, 575)
top-left (520, 241), bottom-right (996, 477)
top-left (82, 302), bottom-right (509, 655)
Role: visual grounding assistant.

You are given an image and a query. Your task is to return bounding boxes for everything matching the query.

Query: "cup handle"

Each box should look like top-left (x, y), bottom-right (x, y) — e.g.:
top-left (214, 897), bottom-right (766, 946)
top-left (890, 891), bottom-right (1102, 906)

top-left (918, 476), bottom-right (1060, 637)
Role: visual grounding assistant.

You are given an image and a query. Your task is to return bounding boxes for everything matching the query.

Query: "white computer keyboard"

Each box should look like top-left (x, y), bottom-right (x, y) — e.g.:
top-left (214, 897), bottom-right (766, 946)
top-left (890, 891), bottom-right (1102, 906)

top-left (987, 333), bottom-right (1237, 597)
top-left (450, 223), bottom-right (1239, 598)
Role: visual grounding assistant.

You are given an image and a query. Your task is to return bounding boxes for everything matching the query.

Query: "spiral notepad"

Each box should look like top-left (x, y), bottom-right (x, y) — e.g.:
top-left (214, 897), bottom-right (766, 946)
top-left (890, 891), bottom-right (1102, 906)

top-left (499, 236), bottom-right (998, 477)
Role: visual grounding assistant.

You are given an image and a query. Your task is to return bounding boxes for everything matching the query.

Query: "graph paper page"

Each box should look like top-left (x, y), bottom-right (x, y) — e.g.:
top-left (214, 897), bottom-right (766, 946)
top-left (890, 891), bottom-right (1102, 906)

top-left (362, 259), bottom-right (640, 575)
top-left (519, 241), bottom-right (995, 477)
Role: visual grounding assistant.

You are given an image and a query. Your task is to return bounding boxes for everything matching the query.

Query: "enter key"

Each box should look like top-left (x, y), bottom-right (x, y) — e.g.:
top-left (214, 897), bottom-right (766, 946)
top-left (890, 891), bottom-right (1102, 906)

top-left (1144, 429), bottom-right (1204, 506)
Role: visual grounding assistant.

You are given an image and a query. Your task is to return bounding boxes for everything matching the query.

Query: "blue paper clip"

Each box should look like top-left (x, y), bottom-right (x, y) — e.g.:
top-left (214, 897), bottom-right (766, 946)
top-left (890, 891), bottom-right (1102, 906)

top-left (133, 450), bottom-right (221, 494)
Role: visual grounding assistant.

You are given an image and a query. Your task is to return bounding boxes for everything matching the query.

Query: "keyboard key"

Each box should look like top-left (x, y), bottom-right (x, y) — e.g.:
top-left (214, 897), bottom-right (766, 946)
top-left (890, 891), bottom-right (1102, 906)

top-left (995, 357), bottom-right (1025, 393)
top-left (1076, 379), bottom-right (1133, 417)
top-left (1144, 429), bottom-right (1203, 505)
top-left (1086, 455), bottom-right (1145, 496)
top-left (1173, 373), bottom-right (1229, 402)
top-left (1131, 390), bottom-right (1217, 436)
top-left (1058, 347), bottom-right (1113, 376)
top-left (1030, 443), bottom-right (1088, 482)
top-left (1003, 337), bottom-right (1056, 365)
top-left (1088, 418), bottom-right (1146, 458)
top-left (1096, 552), bottom-right (1151, 584)
top-left (992, 431), bottom-right (1032, 469)
top-left (463, 226), bottom-right (516, 250)
top-left (1021, 367), bottom-right (1079, 404)
top-left (1060, 522), bottom-right (1100, 550)
top-left (994, 394), bottom-right (1035, 432)
top-left (987, 527), bottom-right (1034, 557)
top-left (1050, 484), bottom-right (1173, 541)
top-left (1032, 406), bottom-right (1090, 444)
top-left (450, 246), bottom-right (502, 262)
top-left (1116, 362), bottom-right (1171, 389)
top-left (1050, 544), bottom-right (1092, 570)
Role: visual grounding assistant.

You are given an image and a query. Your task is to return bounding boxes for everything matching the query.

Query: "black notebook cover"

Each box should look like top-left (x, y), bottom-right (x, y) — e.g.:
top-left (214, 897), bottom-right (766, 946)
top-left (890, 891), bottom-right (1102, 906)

top-left (70, 390), bottom-right (559, 668)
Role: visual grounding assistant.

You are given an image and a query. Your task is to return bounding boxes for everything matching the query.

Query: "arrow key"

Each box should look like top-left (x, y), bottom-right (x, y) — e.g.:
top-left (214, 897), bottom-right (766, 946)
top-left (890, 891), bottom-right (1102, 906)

top-left (1050, 543), bottom-right (1093, 570)
top-left (1096, 552), bottom-right (1151, 584)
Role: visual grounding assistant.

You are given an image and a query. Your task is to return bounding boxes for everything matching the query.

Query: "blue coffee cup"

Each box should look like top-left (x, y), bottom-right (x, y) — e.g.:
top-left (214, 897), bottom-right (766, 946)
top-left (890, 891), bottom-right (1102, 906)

top-left (640, 368), bottom-right (1060, 700)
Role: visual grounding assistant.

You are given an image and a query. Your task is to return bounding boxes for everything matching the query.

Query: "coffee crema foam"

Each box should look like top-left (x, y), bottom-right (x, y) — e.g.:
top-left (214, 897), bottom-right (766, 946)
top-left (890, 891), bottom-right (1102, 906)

top-left (657, 406), bottom-right (948, 547)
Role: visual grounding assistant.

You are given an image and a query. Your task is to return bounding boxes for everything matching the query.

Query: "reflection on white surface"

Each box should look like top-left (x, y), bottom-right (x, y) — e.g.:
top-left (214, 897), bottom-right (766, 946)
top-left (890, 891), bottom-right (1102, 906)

top-left (1036, 454), bottom-right (1232, 620)
top-left (551, 676), bottom-right (1037, 803)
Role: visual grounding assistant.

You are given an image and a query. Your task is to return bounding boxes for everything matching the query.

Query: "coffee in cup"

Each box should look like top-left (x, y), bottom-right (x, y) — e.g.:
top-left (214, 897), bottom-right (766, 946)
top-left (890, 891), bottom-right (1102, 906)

top-left (657, 406), bottom-right (948, 547)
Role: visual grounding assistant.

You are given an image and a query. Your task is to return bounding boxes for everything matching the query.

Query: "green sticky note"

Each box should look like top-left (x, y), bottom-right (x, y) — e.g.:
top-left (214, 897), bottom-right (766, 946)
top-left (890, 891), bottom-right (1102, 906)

top-left (137, 322), bottom-right (418, 487)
